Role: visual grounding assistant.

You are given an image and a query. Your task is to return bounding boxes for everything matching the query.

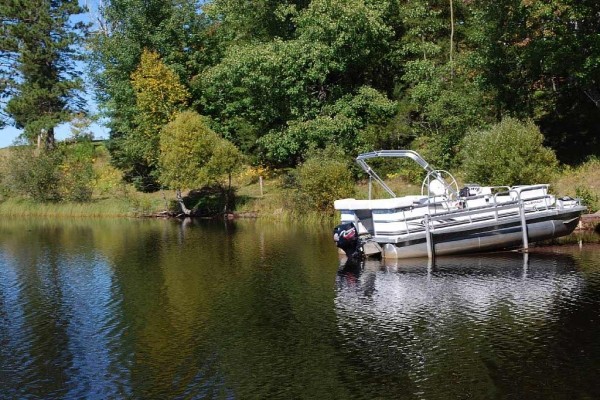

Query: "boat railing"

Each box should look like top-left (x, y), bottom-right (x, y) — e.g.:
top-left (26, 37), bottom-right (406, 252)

top-left (376, 186), bottom-right (558, 238)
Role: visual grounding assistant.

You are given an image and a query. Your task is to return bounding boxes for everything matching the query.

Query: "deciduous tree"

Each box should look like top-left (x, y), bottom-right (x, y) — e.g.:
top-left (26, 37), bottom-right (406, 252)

top-left (89, 0), bottom-right (214, 189)
top-left (124, 50), bottom-right (189, 190)
top-left (159, 110), bottom-right (242, 214)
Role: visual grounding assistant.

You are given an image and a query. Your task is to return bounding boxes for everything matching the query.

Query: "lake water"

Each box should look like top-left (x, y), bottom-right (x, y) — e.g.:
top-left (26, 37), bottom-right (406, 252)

top-left (0, 218), bottom-right (599, 399)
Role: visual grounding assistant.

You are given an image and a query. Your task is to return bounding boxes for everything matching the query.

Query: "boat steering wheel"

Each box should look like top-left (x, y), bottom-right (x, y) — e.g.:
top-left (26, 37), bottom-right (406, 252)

top-left (421, 170), bottom-right (459, 200)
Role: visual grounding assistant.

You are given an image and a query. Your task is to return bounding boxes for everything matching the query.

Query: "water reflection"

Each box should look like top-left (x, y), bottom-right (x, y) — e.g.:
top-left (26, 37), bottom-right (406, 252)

top-left (337, 252), bottom-right (583, 320)
top-left (0, 218), bottom-right (342, 399)
top-left (0, 218), bottom-right (599, 399)
top-left (335, 251), bottom-right (600, 399)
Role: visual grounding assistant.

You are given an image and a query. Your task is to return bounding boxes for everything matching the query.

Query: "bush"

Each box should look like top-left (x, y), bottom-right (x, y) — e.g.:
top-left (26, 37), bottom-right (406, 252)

top-left (552, 157), bottom-right (599, 210)
top-left (58, 140), bottom-right (95, 202)
top-left (92, 145), bottom-right (124, 196)
top-left (0, 141), bottom-right (95, 203)
top-left (295, 149), bottom-right (355, 214)
top-left (1, 146), bottom-right (63, 202)
top-left (159, 110), bottom-right (242, 190)
top-left (460, 118), bottom-right (558, 186)
top-left (576, 186), bottom-right (599, 213)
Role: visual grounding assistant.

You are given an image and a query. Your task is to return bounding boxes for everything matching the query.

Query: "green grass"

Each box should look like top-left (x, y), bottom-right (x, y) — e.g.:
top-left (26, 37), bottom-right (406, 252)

top-left (0, 193), bottom-right (168, 218)
top-left (553, 158), bottom-right (600, 213)
top-left (1, 142), bottom-right (597, 220)
top-left (234, 173), bottom-right (340, 225)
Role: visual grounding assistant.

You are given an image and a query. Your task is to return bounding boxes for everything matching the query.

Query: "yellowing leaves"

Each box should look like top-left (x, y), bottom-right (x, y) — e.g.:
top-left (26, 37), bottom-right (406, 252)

top-left (129, 49), bottom-right (191, 167)
top-left (131, 50), bottom-right (190, 115)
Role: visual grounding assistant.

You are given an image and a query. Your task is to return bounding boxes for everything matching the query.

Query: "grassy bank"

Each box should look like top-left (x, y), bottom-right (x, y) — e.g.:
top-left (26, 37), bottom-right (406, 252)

top-left (0, 150), bottom-right (597, 220)
top-left (553, 158), bottom-right (600, 213)
top-left (0, 194), bottom-right (166, 218)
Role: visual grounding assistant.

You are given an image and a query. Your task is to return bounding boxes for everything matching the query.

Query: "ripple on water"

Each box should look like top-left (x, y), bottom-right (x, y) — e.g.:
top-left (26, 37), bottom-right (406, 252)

top-left (334, 250), bottom-right (600, 399)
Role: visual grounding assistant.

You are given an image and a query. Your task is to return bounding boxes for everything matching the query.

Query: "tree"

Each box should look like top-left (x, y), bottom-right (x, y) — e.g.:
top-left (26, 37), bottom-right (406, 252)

top-left (206, 140), bottom-right (243, 212)
top-left (198, 0), bottom-right (397, 165)
top-left (205, 0), bottom-right (310, 42)
top-left (159, 110), bottom-right (243, 214)
top-left (396, 0), bottom-right (494, 167)
top-left (471, 0), bottom-right (600, 163)
top-left (295, 147), bottom-right (355, 214)
top-left (0, 0), bottom-right (88, 146)
top-left (460, 118), bottom-right (558, 186)
top-left (124, 49), bottom-right (189, 190)
top-left (257, 86), bottom-right (396, 165)
top-left (89, 0), bottom-right (215, 189)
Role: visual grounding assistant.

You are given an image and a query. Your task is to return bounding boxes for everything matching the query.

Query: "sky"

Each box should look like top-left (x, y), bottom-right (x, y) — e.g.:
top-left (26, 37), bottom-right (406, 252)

top-left (0, 123), bottom-right (109, 149)
top-left (0, 1), bottom-right (107, 148)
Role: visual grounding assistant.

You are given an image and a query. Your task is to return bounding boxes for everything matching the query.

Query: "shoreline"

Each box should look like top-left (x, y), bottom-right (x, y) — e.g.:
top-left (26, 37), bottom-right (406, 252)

top-left (578, 213), bottom-right (600, 232)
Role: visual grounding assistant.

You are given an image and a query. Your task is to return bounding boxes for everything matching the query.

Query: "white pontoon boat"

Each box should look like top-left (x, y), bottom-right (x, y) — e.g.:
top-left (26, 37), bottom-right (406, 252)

top-left (333, 150), bottom-right (586, 259)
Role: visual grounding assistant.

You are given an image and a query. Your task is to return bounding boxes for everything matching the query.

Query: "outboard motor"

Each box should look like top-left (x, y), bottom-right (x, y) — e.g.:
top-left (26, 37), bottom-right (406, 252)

top-left (333, 222), bottom-right (361, 259)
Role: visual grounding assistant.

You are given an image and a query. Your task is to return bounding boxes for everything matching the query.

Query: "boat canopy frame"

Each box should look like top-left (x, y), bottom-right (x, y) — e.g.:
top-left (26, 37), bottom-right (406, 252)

top-left (356, 150), bottom-right (453, 199)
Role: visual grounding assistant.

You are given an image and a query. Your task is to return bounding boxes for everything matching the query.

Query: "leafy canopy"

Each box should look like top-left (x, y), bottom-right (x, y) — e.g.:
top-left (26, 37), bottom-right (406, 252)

top-left (107, 49), bottom-right (189, 191)
top-left (159, 110), bottom-right (242, 190)
top-left (460, 117), bottom-right (558, 186)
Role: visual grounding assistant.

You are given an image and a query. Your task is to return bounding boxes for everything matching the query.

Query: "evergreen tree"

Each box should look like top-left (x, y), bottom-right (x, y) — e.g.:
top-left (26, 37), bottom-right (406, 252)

top-left (0, 0), bottom-right (88, 147)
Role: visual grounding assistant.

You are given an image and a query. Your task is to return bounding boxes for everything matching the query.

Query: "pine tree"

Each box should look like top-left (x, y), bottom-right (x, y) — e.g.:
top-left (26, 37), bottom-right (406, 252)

top-left (0, 0), bottom-right (88, 147)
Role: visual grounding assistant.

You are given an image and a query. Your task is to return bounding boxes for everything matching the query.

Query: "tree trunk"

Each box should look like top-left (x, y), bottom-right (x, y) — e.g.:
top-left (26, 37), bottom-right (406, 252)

top-left (176, 188), bottom-right (193, 216)
top-left (37, 128), bottom-right (56, 150)
top-left (449, 0), bottom-right (455, 81)
top-left (45, 126), bottom-right (55, 149)
top-left (223, 173), bottom-right (232, 214)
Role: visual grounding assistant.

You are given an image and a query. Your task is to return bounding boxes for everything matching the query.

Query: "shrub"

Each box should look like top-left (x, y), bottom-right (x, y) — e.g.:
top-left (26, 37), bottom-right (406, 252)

top-left (58, 140), bottom-right (95, 202)
top-left (460, 118), bottom-right (558, 186)
top-left (576, 186), bottom-right (599, 213)
top-left (552, 157), bottom-right (599, 210)
top-left (1, 146), bottom-right (63, 202)
top-left (159, 110), bottom-right (243, 190)
top-left (0, 141), bottom-right (95, 203)
top-left (295, 149), bottom-right (355, 214)
top-left (92, 145), bottom-right (125, 196)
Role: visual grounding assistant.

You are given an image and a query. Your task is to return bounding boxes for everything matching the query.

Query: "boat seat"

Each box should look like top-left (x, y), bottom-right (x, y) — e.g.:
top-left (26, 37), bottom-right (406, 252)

top-left (334, 196), bottom-right (427, 210)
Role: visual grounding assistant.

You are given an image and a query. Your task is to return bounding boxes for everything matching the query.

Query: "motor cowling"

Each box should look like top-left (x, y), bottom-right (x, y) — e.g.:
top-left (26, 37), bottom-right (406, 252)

top-left (333, 222), bottom-right (360, 259)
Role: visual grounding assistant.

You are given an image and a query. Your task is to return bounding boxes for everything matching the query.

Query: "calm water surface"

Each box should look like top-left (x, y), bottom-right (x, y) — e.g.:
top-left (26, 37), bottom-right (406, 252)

top-left (0, 218), bottom-right (599, 399)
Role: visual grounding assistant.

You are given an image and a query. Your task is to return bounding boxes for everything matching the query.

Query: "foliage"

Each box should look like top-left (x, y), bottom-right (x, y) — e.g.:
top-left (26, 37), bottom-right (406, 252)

top-left (471, 0), bottom-right (600, 163)
top-left (0, 140), bottom-right (95, 203)
top-left (257, 86), bottom-right (396, 165)
top-left (158, 111), bottom-right (243, 190)
top-left (294, 148), bottom-right (355, 214)
top-left (206, 0), bottom-right (309, 42)
top-left (397, 0), bottom-right (495, 167)
top-left (575, 186), bottom-right (599, 214)
top-left (58, 140), bottom-right (95, 202)
top-left (91, 145), bottom-right (125, 197)
top-left (1, 146), bottom-right (63, 202)
top-left (460, 118), bottom-right (558, 186)
top-left (198, 0), bottom-right (396, 165)
top-left (180, 185), bottom-right (236, 217)
top-left (0, 0), bottom-right (88, 144)
top-left (552, 156), bottom-right (600, 213)
top-left (206, 140), bottom-right (244, 188)
top-left (5, 0), bottom-right (593, 209)
top-left (89, 0), bottom-right (214, 189)
top-left (119, 49), bottom-right (190, 190)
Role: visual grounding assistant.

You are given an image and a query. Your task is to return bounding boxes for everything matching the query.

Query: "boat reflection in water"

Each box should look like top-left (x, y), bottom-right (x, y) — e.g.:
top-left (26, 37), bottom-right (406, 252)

top-left (334, 251), bottom-right (587, 397)
top-left (336, 251), bottom-right (582, 317)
